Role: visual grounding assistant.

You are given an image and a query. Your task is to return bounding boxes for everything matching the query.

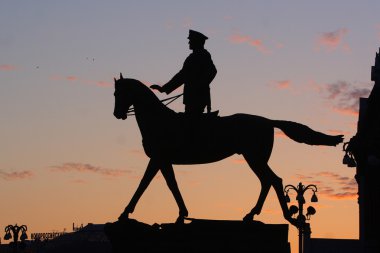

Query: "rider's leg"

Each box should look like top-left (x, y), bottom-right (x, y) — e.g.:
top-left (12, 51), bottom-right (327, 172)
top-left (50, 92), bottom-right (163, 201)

top-left (185, 103), bottom-right (205, 115)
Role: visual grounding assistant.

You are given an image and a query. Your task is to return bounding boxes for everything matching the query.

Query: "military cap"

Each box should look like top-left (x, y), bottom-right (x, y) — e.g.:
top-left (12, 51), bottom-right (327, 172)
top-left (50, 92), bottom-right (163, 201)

top-left (188, 30), bottom-right (208, 41)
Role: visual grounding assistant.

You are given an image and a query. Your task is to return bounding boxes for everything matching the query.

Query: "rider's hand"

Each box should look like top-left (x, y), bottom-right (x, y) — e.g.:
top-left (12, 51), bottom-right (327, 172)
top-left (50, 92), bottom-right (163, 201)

top-left (150, 84), bottom-right (163, 93)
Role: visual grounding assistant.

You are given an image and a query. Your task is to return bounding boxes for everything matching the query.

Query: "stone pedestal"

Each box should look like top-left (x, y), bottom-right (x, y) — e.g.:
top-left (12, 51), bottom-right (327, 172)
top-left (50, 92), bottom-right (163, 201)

top-left (104, 218), bottom-right (290, 253)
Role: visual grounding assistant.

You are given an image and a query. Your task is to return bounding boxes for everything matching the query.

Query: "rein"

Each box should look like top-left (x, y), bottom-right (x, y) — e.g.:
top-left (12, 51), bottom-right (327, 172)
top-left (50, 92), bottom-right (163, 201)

top-left (127, 93), bottom-right (183, 116)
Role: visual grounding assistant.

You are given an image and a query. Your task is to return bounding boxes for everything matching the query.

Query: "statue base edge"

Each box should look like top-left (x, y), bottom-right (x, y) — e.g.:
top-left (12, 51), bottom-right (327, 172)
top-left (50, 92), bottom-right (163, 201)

top-left (104, 218), bottom-right (290, 253)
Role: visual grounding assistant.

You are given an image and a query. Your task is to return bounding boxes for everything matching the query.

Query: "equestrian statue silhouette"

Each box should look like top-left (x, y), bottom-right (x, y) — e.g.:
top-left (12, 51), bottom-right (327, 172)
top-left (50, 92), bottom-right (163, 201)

top-left (113, 74), bottom-right (343, 225)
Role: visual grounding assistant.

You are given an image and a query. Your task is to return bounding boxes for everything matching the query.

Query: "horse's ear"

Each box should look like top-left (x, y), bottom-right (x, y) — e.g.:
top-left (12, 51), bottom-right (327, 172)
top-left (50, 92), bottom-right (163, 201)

top-left (114, 77), bottom-right (117, 83)
top-left (120, 73), bottom-right (123, 79)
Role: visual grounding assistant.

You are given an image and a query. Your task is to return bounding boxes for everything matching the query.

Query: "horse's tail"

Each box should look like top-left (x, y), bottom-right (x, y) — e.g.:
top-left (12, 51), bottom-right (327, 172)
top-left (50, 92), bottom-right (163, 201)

top-left (272, 120), bottom-right (344, 146)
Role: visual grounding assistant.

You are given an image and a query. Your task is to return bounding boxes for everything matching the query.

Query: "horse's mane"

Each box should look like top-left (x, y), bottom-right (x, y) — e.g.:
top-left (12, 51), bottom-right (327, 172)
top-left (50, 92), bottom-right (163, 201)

top-left (124, 78), bottom-right (160, 101)
top-left (121, 78), bottom-right (175, 116)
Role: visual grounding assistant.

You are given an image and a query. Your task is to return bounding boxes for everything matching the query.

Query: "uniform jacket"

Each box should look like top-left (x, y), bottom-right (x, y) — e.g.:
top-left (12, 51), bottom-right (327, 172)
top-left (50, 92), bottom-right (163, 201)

top-left (162, 49), bottom-right (217, 108)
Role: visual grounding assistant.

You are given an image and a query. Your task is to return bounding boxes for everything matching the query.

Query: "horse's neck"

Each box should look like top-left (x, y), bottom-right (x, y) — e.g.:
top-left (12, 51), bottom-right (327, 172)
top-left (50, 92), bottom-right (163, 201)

top-left (131, 82), bottom-right (170, 136)
top-left (133, 82), bottom-right (165, 114)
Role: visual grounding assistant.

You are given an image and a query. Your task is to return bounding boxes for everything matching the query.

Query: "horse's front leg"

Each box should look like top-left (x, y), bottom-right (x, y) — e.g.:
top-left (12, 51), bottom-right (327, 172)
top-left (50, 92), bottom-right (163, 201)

top-left (119, 159), bottom-right (159, 221)
top-left (160, 163), bottom-right (188, 224)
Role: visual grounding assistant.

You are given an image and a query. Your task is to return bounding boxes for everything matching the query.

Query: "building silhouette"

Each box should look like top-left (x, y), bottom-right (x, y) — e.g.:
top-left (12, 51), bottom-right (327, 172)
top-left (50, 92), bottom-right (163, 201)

top-left (305, 48), bottom-right (380, 253)
top-left (352, 48), bottom-right (380, 252)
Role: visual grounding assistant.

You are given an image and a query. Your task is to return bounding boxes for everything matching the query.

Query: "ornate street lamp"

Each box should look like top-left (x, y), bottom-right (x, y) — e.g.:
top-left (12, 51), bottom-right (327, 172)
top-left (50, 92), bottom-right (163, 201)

top-left (284, 182), bottom-right (318, 253)
top-left (4, 224), bottom-right (28, 252)
top-left (343, 142), bottom-right (357, 167)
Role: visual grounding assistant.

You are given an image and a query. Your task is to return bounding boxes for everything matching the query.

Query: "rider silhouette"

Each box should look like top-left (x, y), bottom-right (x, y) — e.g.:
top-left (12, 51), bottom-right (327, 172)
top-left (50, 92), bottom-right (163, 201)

top-left (151, 30), bottom-right (217, 115)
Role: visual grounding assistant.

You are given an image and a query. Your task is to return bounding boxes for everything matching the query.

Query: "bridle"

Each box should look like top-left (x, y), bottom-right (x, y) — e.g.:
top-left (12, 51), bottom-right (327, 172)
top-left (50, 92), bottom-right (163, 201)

top-left (126, 93), bottom-right (183, 116)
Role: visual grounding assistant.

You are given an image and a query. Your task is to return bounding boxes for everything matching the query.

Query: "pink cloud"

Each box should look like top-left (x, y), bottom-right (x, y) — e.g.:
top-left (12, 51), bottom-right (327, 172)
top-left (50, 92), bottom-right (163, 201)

top-left (294, 174), bottom-right (314, 181)
top-left (275, 130), bottom-right (287, 139)
top-left (49, 75), bottom-right (62, 81)
top-left (129, 149), bottom-right (145, 155)
top-left (319, 80), bottom-right (371, 116)
top-left (84, 79), bottom-right (112, 88)
top-left (314, 171), bottom-right (339, 178)
top-left (230, 157), bottom-right (246, 164)
top-left (96, 81), bottom-right (112, 87)
top-left (182, 17), bottom-right (193, 28)
top-left (317, 185), bottom-right (357, 200)
top-left (295, 172), bottom-right (358, 201)
top-left (229, 33), bottom-right (271, 54)
top-left (332, 107), bottom-right (359, 116)
top-left (327, 192), bottom-right (357, 200)
top-left (230, 34), bottom-right (251, 44)
top-left (223, 15), bottom-right (233, 21)
top-left (0, 64), bottom-right (17, 71)
top-left (327, 129), bottom-right (351, 136)
top-left (316, 28), bottom-right (349, 52)
top-left (50, 162), bottom-right (130, 177)
top-left (66, 76), bottom-right (78, 81)
top-left (276, 43), bottom-right (285, 49)
top-left (314, 172), bottom-right (352, 184)
top-left (71, 179), bottom-right (87, 184)
top-left (50, 75), bottom-right (112, 88)
top-left (261, 209), bottom-right (282, 215)
top-left (270, 80), bottom-right (291, 90)
top-left (0, 170), bottom-right (34, 181)
top-left (49, 75), bottom-right (78, 82)
top-left (141, 80), bottom-right (153, 87)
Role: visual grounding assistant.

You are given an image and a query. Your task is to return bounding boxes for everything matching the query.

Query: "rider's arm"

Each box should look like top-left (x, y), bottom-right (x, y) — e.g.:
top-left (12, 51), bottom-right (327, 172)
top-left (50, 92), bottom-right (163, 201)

top-left (161, 70), bottom-right (185, 94)
top-left (160, 53), bottom-right (195, 94)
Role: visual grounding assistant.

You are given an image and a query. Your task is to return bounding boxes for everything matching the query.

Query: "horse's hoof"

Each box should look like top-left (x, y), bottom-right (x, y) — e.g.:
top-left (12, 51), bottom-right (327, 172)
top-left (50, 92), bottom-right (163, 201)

top-left (179, 209), bottom-right (188, 217)
top-left (243, 213), bottom-right (253, 222)
top-left (175, 216), bottom-right (185, 225)
top-left (118, 212), bottom-right (130, 222)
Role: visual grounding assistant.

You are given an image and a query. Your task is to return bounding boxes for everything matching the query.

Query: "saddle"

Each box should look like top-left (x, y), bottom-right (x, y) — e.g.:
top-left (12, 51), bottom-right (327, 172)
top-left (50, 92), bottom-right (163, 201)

top-left (177, 110), bottom-right (219, 119)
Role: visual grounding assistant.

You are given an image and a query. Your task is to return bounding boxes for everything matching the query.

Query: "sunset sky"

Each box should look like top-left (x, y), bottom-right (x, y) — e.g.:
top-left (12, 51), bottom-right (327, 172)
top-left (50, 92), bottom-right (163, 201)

top-left (1, 1), bottom-right (379, 251)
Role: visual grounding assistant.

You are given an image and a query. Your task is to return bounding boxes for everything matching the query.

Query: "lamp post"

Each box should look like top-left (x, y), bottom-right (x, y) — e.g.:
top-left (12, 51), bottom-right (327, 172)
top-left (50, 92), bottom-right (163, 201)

top-left (284, 182), bottom-right (318, 253)
top-left (4, 224), bottom-right (28, 253)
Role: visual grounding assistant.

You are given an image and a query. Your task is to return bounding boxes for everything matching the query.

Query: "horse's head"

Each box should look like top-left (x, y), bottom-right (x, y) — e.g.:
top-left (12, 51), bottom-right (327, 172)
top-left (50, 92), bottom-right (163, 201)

top-left (113, 73), bottom-right (133, 120)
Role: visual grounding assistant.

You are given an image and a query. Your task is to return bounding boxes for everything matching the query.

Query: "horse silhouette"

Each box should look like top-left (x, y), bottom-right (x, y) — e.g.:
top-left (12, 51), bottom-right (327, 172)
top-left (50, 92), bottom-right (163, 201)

top-left (113, 74), bottom-right (343, 225)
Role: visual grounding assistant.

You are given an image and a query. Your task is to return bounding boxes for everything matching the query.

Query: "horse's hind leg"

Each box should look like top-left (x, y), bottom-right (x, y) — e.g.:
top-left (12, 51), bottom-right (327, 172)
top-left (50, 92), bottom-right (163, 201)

top-left (160, 163), bottom-right (188, 223)
top-left (267, 165), bottom-right (296, 225)
top-left (242, 155), bottom-right (272, 221)
top-left (119, 159), bottom-right (159, 221)
top-left (242, 155), bottom-right (293, 224)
